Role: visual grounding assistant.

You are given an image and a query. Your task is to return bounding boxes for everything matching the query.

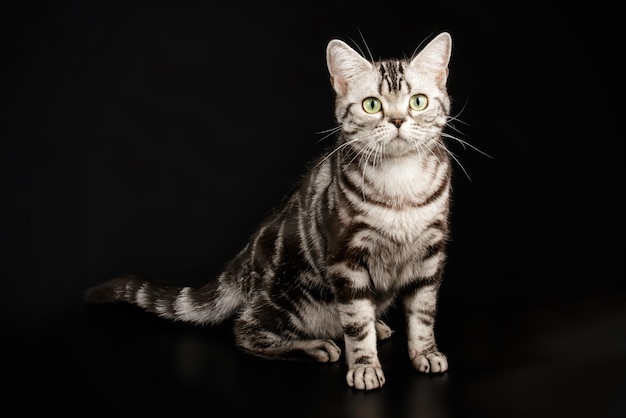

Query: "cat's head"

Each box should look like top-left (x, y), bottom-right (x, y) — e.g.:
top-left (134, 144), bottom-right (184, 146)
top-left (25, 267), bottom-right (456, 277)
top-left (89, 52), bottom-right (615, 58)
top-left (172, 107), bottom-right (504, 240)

top-left (326, 32), bottom-right (452, 158)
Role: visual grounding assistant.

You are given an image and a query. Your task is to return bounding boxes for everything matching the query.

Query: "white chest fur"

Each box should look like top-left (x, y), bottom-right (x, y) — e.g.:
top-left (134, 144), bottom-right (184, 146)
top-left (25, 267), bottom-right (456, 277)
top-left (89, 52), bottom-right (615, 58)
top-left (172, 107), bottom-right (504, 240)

top-left (345, 153), bottom-right (449, 242)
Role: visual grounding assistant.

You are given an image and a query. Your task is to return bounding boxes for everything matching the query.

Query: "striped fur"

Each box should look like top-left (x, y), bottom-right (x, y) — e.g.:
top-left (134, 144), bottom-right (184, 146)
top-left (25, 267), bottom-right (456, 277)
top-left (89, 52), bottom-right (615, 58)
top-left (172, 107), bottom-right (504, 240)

top-left (85, 32), bottom-right (454, 391)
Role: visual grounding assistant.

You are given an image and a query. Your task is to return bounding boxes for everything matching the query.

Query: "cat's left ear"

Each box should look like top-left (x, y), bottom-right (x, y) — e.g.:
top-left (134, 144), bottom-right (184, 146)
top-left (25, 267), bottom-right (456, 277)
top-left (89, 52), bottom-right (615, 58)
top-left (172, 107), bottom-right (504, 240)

top-left (410, 32), bottom-right (452, 88)
top-left (326, 39), bottom-right (373, 96)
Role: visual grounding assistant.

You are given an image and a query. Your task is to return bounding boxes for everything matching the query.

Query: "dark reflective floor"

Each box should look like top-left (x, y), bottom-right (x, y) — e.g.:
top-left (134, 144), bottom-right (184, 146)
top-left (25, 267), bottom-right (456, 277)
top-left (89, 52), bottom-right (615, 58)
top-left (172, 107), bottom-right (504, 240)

top-left (8, 290), bottom-right (625, 417)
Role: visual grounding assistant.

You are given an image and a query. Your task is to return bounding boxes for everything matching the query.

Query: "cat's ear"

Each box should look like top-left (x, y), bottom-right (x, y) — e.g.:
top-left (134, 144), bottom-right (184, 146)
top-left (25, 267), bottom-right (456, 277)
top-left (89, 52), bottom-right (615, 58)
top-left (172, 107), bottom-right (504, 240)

top-left (326, 39), bottom-right (373, 96)
top-left (409, 32), bottom-right (452, 88)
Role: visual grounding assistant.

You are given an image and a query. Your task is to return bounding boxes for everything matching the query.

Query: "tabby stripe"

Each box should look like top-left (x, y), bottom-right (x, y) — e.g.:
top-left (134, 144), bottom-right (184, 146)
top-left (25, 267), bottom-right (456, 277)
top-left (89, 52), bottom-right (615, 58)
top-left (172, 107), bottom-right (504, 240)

top-left (429, 218), bottom-right (446, 232)
top-left (434, 97), bottom-right (450, 115)
top-left (354, 355), bottom-right (373, 365)
top-left (310, 187), bottom-right (331, 260)
top-left (423, 240), bottom-right (445, 260)
top-left (300, 277), bottom-right (333, 304)
top-left (271, 217), bottom-right (286, 267)
top-left (338, 168), bottom-right (393, 209)
top-left (346, 114), bottom-right (369, 129)
top-left (389, 62), bottom-right (401, 91)
top-left (379, 61), bottom-right (407, 93)
top-left (297, 197), bottom-right (319, 272)
top-left (421, 173), bottom-right (450, 207)
top-left (333, 285), bottom-right (374, 304)
top-left (342, 243), bottom-right (371, 271)
top-left (378, 63), bottom-right (386, 94)
top-left (250, 224), bottom-right (270, 271)
top-left (136, 280), bottom-right (180, 319)
top-left (341, 104), bottom-right (353, 121)
top-left (262, 294), bottom-right (303, 335)
top-left (344, 322), bottom-right (370, 341)
top-left (327, 220), bottom-right (371, 263)
top-left (253, 301), bottom-right (297, 335)
top-left (416, 313), bottom-right (434, 326)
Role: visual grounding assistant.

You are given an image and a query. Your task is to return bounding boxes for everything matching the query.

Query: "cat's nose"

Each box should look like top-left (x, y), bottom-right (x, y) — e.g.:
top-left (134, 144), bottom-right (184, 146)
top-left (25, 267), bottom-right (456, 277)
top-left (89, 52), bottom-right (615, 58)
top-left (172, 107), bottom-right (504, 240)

top-left (389, 118), bottom-right (405, 128)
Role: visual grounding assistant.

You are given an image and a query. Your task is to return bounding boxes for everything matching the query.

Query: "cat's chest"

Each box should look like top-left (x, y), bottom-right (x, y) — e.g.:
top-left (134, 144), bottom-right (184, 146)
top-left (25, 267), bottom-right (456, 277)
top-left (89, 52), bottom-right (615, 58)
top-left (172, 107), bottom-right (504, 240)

top-left (343, 158), bottom-right (449, 242)
top-left (350, 195), bottom-right (448, 257)
top-left (363, 204), bottom-right (441, 241)
top-left (345, 153), bottom-right (448, 205)
top-left (351, 204), bottom-right (448, 291)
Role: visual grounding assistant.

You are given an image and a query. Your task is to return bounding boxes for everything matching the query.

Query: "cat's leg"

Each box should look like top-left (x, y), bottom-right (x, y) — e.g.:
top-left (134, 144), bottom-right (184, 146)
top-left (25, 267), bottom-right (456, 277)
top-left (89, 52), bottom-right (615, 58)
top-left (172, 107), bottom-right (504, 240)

top-left (328, 263), bottom-right (386, 390)
top-left (337, 298), bottom-right (385, 390)
top-left (403, 281), bottom-right (448, 373)
top-left (233, 304), bottom-right (342, 363)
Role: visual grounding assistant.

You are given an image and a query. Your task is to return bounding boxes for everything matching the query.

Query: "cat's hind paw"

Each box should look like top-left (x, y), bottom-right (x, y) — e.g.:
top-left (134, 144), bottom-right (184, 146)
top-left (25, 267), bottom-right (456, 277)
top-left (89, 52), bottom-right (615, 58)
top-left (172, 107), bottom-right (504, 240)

top-left (346, 366), bottom-right (386, 391)
top-left (375, 319), bottom-right (394, 340)
top-left (410, 350), bottom-right (448, 373)
top-left (303, 339), bottom-right (342, 363)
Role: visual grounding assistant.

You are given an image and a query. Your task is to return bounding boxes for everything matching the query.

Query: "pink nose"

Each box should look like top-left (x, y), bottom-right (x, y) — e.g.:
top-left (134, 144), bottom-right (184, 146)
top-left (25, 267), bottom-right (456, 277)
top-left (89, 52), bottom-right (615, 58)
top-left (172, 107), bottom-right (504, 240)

top-left (390, 118), bottom-right (404, 128)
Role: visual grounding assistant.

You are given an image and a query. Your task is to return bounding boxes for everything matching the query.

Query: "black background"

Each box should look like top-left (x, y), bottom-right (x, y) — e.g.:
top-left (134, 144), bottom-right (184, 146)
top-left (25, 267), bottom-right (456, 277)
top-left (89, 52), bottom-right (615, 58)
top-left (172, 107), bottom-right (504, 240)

top-left (2, 1), bottom-right (625, 417)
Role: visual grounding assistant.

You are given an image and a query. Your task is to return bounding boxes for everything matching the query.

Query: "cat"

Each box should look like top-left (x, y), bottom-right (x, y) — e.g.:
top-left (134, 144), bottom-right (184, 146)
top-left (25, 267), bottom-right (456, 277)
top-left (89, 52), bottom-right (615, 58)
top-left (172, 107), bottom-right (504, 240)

top-left (85, 31), bottom-right (454, 391)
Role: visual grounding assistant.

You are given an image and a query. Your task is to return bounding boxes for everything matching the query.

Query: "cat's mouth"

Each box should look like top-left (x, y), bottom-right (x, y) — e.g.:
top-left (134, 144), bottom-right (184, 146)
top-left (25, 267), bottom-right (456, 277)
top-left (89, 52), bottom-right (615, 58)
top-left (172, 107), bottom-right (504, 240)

top-left (389, 135), bottom-right (410, 146)
top-left (383, 135), bottom-right (415, 156)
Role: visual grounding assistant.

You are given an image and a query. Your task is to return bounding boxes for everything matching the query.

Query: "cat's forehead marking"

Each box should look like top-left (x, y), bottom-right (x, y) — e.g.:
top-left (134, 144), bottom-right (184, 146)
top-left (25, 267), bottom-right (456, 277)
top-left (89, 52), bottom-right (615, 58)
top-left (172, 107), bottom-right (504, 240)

top-left (377, 61), bottom-right (411, 95)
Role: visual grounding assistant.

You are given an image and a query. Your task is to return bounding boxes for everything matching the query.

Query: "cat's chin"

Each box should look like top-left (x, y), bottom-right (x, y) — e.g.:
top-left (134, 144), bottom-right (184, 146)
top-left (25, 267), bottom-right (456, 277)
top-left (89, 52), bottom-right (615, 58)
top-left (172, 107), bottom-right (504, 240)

top-left (383, 137), bottom-right (419, 158)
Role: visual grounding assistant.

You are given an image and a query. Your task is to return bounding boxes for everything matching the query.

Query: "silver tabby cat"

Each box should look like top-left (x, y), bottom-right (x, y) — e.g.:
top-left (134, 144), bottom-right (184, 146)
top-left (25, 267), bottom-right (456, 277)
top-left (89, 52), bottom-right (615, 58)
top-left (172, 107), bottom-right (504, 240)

top-left (85, 32), bottom-right (454, 391)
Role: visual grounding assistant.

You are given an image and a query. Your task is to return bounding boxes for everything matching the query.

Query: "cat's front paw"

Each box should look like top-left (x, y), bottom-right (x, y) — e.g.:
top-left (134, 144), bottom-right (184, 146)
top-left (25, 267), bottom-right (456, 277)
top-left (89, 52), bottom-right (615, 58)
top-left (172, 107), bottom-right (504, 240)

top-left (409, 350), bottom-right (448, 373)
top-left (346, 366), bottom-right (386, 390)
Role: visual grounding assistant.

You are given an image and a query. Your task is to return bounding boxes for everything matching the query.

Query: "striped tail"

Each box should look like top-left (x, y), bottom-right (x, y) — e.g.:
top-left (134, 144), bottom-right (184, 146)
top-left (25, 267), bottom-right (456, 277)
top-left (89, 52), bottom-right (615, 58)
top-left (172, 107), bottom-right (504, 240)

top-left (84, 273), bottom-right (244, 326)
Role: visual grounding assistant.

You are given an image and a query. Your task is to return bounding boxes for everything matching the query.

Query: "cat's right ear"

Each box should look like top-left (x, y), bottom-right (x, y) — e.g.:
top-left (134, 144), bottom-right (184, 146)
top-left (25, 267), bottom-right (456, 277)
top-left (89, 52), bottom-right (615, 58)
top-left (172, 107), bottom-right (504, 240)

top-left (326, 39), bottom-right (372, 96)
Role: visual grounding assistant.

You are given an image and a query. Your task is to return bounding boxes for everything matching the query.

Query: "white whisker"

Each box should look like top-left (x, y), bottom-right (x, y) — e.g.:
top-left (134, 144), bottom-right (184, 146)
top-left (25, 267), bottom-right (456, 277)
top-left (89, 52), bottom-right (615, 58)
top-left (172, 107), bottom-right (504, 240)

top-left (314, 125), bottom-right (343, 144)
top-left (316, 138), bottom-right (358, 166)
top-left (360, 140), bottom-right (381, 201)
top-left (375, 141), bottom-right (385, 170)
top-left (447, 94), bottom-right (471, 126)
top-left (315, 126), bottom-right (342, 134)
top-left (315, 127), bottom-right (377, 167)
top-left (358, 28), bottom-right (375, 63)
top-left (441, 132), bottom-right (493, 159)
top-left (436, 142), bottom-right (472, 182)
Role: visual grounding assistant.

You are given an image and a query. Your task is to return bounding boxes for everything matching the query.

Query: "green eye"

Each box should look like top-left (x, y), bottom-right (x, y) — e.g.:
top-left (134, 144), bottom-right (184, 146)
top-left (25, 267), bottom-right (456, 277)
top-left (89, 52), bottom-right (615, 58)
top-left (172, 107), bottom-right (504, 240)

top-left (409, 94), bottom-right (428, 111)
top-left (362, 97), bottom-right (382, 114)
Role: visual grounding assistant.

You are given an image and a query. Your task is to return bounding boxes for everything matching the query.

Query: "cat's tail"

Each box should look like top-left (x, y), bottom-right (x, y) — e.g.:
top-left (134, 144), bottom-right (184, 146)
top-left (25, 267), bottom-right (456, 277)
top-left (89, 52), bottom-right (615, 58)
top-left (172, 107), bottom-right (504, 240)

top-left (84, 273), bottom-right (244, 326)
